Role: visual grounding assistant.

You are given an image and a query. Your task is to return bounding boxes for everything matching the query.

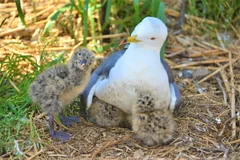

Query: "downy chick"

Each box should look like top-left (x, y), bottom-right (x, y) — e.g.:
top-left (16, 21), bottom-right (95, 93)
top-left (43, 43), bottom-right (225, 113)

top-left (29, 48), bottom-right (95, 141)
top-left (132, 92), bottom-right (176, 146)
top-left (87, 96), bottom-right (131, 128)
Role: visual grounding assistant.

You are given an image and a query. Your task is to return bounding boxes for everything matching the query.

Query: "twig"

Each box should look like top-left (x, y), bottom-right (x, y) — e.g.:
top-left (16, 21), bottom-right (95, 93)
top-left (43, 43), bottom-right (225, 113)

top-left (187, 50), bottom-right (227, 58)
top-left (172, 58), bottom-right (229, 69)
top-left (0, 2), bottom-right (15, 7)
top-left (174, 152), bottom-right (183, 160)
top-left (0, 71), bottom-right (20, 93)
top-left (218, 116), bottom-right (236, 137)
top-left (215, 30), bottom-right (226, 49)
top-left (193, 40), bottom-right (212, 50)
top-left (178, 0), bottom-right (187, 27)
top-left (178, 66), bottom-right (219, 70)
top-left (229, 51), bottom-right (236, 138)
top-left (33, 112), bottom-right (46, 120)
top-left (48, 154), bottom-right (68, 157)
top-left (90, 135), bottom-right (130, 160)
top-left (26, 150), bottom-right (44, 160)
top-left (77, 33), bottom-right (128, 42)
top-left (220, 70), bottom-right (231, 98)
top-left (0, 23), bottom-right (45, 37)
top-left (221, 80), bottom-right (240, 94)
top-left (164, 58), bottom-right (177, 66)
top-left (28, 5), bottom-right (55, 20)
top-left (227, 139), bottom-right (240, 145)
top-left (230, 23), bottom-right (240, 39)
top-left (223, 148), bottom-right (229, 160)
top-left (201, 41), bottom-right (229, 52)
top-left (184, 56), bottom-right (240, 92)
top-left (165, 8), bottom-right (217, 25)
top-left (165, 49), bottom-right (185, 58)
top-left (216, 75), bottom-right (228, 105)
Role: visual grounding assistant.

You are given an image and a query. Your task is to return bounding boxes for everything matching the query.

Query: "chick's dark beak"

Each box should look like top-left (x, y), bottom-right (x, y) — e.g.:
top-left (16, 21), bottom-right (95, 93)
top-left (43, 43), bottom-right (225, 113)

top-left (80, 59), bottom-right (87, 67)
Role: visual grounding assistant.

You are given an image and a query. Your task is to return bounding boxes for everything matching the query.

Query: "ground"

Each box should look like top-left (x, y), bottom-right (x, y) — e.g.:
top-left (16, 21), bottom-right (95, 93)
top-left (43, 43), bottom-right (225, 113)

top-left (0, 0), bottom-right (240, 159)
top-left (26, 81), bottom-right (240, 159)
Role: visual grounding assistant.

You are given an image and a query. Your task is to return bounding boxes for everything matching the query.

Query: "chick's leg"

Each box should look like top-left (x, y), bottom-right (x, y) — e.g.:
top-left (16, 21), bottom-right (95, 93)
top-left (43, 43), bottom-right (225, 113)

top-left (59, 114), bottom-right (80, 127)
top-left (48, 112), bottom-right (71, 141)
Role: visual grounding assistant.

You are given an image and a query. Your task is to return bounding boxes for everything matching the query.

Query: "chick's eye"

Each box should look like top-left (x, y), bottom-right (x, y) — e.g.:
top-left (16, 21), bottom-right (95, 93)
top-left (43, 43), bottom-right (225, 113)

top-left (78, 52), bottom-right (81, 56)
top-left (150, 37), bottom-right (156, 40)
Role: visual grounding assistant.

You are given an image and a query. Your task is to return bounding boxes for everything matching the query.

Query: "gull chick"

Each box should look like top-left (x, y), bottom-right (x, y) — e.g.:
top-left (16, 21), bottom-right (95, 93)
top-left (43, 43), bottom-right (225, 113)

top-left (132, 92), bottom-right (176, 146)
top-left (29, 48), bottom-right (95, 141)
top-left (87, 96), bottom-right (132, 128)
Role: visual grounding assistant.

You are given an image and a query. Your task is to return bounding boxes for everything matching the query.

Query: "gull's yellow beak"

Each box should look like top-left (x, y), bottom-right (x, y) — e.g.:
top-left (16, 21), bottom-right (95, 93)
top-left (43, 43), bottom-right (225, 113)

top-left (119, 35), bottom-right (141, 46)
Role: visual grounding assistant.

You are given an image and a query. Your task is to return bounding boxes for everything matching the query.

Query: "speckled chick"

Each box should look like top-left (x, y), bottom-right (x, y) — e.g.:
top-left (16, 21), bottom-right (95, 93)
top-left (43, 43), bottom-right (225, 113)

top-left (132, 92), bottom-right (176, 146)
top-left (29, 48), bottom-right (95, 141)
top-left (87, 96), bottom-right (131, 128)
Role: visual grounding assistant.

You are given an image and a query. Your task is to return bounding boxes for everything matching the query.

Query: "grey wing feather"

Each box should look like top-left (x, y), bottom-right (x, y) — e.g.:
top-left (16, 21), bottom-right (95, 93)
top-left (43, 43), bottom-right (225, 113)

top-left (160, 58), bottom-right (174, 83)
top-left (161, 58), bottom-right (182, 111)
top-left (171, 82), bottom-right (182, 111)
top-left (81, 49), bottom-right (126, 108)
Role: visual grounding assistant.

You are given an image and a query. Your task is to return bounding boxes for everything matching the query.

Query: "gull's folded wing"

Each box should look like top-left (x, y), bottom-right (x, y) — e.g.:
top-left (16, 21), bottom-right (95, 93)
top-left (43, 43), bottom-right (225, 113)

top-left (81, 49), bottom-right (126, 108)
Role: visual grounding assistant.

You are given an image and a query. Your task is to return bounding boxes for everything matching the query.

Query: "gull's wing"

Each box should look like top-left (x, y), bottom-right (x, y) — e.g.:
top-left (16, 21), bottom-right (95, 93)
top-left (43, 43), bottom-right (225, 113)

top-left (161, 58), bottom-right (182, 111)
top-left (81, 49), bottom-right (126, 108)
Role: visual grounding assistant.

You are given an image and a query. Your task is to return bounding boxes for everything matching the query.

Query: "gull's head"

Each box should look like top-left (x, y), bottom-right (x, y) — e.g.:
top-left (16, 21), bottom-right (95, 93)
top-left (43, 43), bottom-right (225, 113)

top-left (120, 17), bottom-right (167, 50)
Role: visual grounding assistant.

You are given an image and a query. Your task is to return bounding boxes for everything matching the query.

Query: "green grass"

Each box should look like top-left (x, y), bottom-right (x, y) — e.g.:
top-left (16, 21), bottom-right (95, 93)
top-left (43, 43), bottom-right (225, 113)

top-left (0, 54), bottom-right (36, 155)
top-left (3, 0), bottom-right (240, 158)
top-left (187, 0), bottom-right (240, 26)
top-left (15, 0), bottom-right (27, 27)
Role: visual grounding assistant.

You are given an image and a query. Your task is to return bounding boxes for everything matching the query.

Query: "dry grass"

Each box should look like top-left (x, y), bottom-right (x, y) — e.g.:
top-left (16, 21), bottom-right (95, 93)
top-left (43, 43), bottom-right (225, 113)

top-left (1, 0), bottom-right (240, 159)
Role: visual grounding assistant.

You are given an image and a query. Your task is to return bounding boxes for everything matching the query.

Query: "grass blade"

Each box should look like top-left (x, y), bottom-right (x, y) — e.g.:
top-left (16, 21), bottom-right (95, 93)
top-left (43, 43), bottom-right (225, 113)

top-left (0, 18), bottom-right (8, 28)
top-left (157, 2), bottom-right (166, 58)
top-left (73, 0), bottom-right (83, 16)
top-left (70, 0), bottom-right (78, 43)
top-left (142, 0), bottom-right (151, 11)
top-left (160, 41), bottom-right (166, 58)
top-left (152, 0), bottom-right (161, 17)
top-left (101, 0), bottom-right (112, 33)
top-left (133, 0), bottom-right (140, 24)
top-left (88, 6), bottom-right (96, 44)
top-left (83, 0), bottom-right (90, 46)
top-left (15, 0), bottom-right (27, 27)
top-left (42, 3), bottom-right (71, 36)
top-left (157, 2), bottom-right (166, 23)
top-left (105, 0), bottom-right (112, 24)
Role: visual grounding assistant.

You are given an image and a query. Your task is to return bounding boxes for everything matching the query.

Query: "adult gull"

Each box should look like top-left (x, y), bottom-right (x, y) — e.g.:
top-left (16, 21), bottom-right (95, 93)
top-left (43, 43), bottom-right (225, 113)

top-left (81, 17), bottom-right (181, 145)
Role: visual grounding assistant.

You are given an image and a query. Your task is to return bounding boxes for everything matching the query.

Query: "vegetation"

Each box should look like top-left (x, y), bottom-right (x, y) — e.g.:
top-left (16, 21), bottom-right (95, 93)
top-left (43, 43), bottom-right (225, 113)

top-left (0, 0), bottom-right (239, 158)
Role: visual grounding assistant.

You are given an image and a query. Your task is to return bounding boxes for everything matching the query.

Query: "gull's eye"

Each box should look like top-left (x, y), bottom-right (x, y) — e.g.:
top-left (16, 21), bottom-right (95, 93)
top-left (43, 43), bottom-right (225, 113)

top-left (150, 37), bottom-right (156, 40)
